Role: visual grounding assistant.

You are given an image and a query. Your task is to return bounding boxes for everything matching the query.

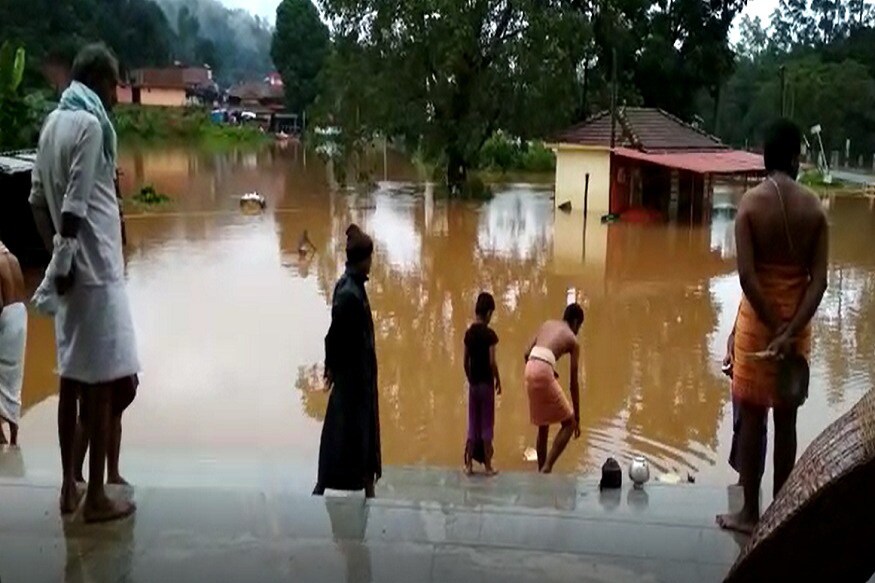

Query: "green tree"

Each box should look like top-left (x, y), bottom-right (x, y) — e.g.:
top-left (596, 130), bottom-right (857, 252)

top-left (578, 0), bottom-right (746, 127)
top-left (316, 0), bottom-right (588, 192)
top-left (155, 0), bottom-right (275, 86)
top-left (705, 0), bottom-right (875, 157)
top-left (272, 0), bottom-right (330, 115)
top-left (0, 42), bottom-right (28, 150)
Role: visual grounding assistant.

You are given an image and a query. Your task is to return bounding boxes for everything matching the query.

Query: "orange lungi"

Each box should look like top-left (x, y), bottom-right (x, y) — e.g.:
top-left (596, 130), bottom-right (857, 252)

top-left (733, 264), bottom-right (812, 409)
top-left (525, 347), bottom-right (574, 426)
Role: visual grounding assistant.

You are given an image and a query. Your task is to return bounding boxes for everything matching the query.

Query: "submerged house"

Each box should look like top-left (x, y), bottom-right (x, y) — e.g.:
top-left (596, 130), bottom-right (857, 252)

top-left (118, 65), bottom-right (218, 107)
top-left (549, 108), bottom-right (765, 222)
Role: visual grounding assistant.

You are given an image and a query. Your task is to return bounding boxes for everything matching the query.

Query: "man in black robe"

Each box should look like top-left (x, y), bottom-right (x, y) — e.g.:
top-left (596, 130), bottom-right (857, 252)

top-left (313, 224), bottom-right (382, 498)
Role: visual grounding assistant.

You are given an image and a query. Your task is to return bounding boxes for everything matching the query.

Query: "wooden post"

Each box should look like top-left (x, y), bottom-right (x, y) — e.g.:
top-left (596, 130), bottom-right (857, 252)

top-left (584, 173), bottom-right (590, 220)
top-left (115, 170), bottom-right (126, 247)
top-left (669, 170), bottom-right (679, 222)
top-left (383, 136), bottom-right (388, 181)
top-left (610, 47), bottom-right (618, 149)
top-left (689, 174), bottom-right (695, 224)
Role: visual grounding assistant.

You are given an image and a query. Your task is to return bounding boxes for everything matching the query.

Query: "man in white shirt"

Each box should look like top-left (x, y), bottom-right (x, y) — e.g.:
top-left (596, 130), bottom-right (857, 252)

top-left (30, 44), bottom-right (139, 523)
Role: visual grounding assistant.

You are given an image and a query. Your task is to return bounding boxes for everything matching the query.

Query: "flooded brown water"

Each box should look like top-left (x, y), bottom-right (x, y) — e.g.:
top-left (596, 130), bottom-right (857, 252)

top-left (17, 145), bottom-right (875, 486)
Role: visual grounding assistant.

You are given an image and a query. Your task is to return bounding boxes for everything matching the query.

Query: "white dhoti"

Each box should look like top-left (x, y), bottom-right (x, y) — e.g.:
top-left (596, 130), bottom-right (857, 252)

top-left (0, 303), bottom-right (27, 425)
top-left (55, 282), bottom-right (139, 384)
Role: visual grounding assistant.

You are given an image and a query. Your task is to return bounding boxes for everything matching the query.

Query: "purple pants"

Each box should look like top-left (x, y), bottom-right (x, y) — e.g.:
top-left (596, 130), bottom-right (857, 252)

top-left (467, 382), bottom-right (495, 464)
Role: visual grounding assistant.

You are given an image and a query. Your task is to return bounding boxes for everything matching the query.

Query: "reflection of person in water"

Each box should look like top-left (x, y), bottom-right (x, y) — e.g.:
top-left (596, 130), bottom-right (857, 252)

top-left (298, 229), bottom-right (316, 256)
top-left (63, 509), bottom-right (135, 583)
top-left (289, 230), bottom-right (316, 278)
top-left (325, 499), bottom-right (372, 583)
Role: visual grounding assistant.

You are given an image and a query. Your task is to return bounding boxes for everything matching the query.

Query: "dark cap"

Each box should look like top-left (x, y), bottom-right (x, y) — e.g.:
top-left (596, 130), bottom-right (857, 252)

top-left (346, 224), bottom-right (374, 264)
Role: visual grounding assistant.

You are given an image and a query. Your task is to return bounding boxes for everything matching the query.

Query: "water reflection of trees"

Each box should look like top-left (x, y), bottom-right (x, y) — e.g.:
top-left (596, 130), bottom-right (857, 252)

top-left (582, 224), bottom-right (731, 473)
top-left (812, 198), bottom-right (875, 406)
top-left (294, 187), bottom-right (734, 474)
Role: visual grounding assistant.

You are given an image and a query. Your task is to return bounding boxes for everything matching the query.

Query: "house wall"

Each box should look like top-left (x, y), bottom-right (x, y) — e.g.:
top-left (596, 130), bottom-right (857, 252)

top-left (553, 146), bottom-right (611, 215)
top-left (116, 85), bottom-right (133, 104)
top-left (138, 88), bottom-right (187, 107)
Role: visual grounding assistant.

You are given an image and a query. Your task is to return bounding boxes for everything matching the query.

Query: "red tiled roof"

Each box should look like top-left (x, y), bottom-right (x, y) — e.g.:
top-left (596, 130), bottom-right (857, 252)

top-left (130, 67), bottom-right (212, 89)
top-left (228, 81), bottom-right (285, 101)
top-left (614, 147), bottom-right (765, 175)
top-left (553, 107), bottom-right (725, 152)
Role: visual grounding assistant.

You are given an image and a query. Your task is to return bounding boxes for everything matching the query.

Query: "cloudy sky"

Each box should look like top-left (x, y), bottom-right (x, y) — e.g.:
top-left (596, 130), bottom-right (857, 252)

top-left (218, 0), bottom-right (780, 33)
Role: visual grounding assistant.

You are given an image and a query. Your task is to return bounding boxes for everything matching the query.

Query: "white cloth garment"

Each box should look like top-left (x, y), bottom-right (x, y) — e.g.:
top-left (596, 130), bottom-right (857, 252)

top-left (528, 346), bottom-right (557, 372)
top-left (30, 109), bottom-right (140, 383)
top-left (31, 235), bottom-right (79, 316)
top-left (0, 303), bottom-right (27, 425)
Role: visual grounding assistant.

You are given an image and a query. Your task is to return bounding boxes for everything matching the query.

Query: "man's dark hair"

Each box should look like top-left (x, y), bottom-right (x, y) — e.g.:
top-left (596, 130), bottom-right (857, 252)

top-left (70, 43), bottom-right (119, 90)
top-left (563, 303), bottom-right (584, 326)
top-left (475, 292), bottom-right (495, 318)
top-left (763, 118), bottom-right (803, 175)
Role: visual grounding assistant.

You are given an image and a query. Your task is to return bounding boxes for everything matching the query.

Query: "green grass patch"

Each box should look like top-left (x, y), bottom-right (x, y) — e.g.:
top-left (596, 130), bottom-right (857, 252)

top-left (114, 105), bottom-right (269, 149)
top-left (133, 184), bottom-right (171, 206)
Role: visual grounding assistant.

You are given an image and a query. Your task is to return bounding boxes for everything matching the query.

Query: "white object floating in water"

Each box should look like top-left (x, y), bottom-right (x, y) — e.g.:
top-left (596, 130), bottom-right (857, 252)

top-left (629, 456), bottom-right (651, 487)
top-left (657, 472), bottom-right (682, 485)
top-left (239, 192), bottom-right (266, 209)
top-left (566, 287), bottom-right (577, 306)
top-left (524, 447), bottom-right (538, 462)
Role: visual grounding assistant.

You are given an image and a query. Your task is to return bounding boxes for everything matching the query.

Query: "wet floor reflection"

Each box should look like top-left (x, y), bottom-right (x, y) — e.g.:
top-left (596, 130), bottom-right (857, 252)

top-left (16, 146), bottom-right (875, 486)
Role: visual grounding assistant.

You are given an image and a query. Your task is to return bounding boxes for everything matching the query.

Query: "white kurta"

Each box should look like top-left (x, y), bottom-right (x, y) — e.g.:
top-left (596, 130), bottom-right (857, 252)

top-left (29, 110), bottom-right (140, 384)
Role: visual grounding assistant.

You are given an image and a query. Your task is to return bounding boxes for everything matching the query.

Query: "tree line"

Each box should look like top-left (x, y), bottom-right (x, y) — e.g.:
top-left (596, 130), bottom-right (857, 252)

top-left (699, 1), bottom-right (875, 165)
top-left (0, 0), bottom-right (273, 89)
top-left (274, 0), bottom-right (875, 190)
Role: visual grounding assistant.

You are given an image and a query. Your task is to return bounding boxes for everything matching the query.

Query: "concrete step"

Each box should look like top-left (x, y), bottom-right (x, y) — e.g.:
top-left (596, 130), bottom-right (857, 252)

top-left (0, 479), bottom-right (740, 583)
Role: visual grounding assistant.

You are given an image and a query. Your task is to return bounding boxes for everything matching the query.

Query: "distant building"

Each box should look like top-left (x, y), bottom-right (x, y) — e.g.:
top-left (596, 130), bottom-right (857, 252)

top-left (118, 65), bottom-right (217, 107)
top-left (548, 108), bottom-right (765, 222)
top-left (265, 72), bottom-right (284, 87)
top-left (227, 79), bottom-right (285, 113)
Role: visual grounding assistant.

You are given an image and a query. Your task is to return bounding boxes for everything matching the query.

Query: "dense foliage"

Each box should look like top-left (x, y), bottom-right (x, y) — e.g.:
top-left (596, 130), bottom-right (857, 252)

top-left (0, 0), bottom-right (273, 88)
top-left (309, 0), bottom-right (748, 191)
top-left (114, 105), bottom-right (267, 146)
top-left (271, 0), bottom-right (330, 115)
top-left (0, 43), bottom-right (51, 151)
top-left (155, 0), bottom-right (274, 86)
top-left (699, 1), bottom-right (875, 162)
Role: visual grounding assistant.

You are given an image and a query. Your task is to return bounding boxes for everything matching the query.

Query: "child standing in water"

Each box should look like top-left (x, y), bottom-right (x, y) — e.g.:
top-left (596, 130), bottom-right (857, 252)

top-left (464, 293), bottom-right (501, 475)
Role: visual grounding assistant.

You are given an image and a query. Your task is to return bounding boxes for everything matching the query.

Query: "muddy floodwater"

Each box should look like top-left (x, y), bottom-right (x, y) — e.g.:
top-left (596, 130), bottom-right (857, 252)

top-left (15, 145), bottom-right (875, 488)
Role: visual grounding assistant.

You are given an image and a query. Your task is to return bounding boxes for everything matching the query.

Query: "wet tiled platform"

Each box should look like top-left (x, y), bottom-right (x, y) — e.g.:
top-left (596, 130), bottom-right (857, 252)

top-left (0, 453), bottom-right (747, 583)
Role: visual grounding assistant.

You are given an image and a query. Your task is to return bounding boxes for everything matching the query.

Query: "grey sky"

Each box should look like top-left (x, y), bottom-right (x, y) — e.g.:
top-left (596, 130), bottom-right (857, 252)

top-left (219, 0), bottom-right (279, 20)
top-left (217, 0), bottom-right (780, 35)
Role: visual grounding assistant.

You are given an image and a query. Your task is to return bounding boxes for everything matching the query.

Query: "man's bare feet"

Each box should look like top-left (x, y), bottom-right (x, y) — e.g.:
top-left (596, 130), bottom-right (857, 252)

top-left (108, 475), bottom-right (130, 486)
top-left (484, 467), bottom-right (499, 477)
top-left (60, 482), bottom-right (85, 515)
top-left (83, 495), bottom-right (136, 524)
top-left (540, 464), bottom-right (554, 474)
top-left (716, 511), bottom-right (757, 535)
top-left (464, 464), bottom-right (474, 476)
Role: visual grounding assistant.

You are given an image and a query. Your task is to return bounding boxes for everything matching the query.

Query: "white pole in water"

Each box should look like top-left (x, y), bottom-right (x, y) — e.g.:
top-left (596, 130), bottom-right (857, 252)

top-left (383, 136), bottom-right (388, 182)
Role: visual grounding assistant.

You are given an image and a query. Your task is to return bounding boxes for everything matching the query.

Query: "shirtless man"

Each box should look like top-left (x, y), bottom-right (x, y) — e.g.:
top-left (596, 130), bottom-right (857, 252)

top-left (523, 303), bottom-right (584, 473)
top-left (0, 242), bottom-right (27, 446)
top-left (717, 118), bottom-right (829, 534)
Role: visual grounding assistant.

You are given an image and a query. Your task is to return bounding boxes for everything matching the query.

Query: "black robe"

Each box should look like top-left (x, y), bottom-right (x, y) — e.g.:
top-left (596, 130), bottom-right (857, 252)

top-left (318, 268), bottom-right (381, 490)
